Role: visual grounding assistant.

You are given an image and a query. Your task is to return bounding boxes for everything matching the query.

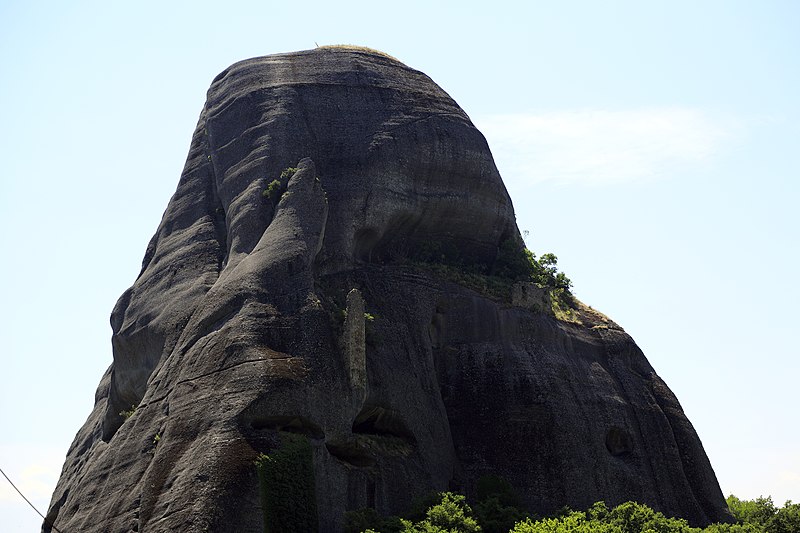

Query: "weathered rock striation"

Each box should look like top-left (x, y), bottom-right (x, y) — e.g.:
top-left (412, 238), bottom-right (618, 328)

top-left (45, 48), bottom-right (732, 532)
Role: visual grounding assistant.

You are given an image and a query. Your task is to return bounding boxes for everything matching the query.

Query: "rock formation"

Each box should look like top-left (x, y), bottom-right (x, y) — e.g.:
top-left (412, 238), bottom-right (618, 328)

top-left (45, 47), bottom-right (732, 532)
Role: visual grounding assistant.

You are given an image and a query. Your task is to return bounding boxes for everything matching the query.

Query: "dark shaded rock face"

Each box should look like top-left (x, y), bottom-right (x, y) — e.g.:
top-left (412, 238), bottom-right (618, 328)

top-left (45, 48), bottom-right (731, 532)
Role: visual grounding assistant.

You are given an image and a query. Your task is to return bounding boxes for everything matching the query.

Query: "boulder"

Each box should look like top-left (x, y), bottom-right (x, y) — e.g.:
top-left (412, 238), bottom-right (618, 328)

top-left (44, 47), bottom-right (731, 532)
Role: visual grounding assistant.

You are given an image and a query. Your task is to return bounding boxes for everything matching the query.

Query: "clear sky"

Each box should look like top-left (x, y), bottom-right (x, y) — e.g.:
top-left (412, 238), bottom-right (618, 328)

top-left (1, 1), bottom-right (798, 530)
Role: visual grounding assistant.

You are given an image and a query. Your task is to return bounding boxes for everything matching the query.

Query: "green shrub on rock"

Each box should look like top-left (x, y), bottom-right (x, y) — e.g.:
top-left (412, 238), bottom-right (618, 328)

top-left (119, 405), bottom-right (137, 420)
top-left (263, 167), bottom-right (298, 202)
top-left (493, 239), bottom-right (572, 292)
top-left (280, 167), bottom-right (299, 180)
top-left (262, 179), bottom-right (282, 200)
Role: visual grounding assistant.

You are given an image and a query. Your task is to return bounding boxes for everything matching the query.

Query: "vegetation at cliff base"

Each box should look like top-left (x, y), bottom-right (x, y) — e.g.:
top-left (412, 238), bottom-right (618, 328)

top-left (344, 476), bottom-right (531, 533)
top-left (345, 492), bottom-right (480, 533)
top-left (725, 495), bottom-right (800, 533)
top-left (344, 488), bottom-right (799, 533)
top-left (510, 496), bottom-right (800, 533)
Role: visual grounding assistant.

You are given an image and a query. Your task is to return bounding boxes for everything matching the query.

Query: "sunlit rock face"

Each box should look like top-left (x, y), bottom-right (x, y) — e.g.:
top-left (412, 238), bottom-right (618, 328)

top-left (45, 48), bottom-right (731, 533)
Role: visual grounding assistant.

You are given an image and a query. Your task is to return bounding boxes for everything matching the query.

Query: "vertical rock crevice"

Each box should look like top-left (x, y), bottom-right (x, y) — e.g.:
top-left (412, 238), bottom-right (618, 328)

top-left (342, 288), bottom-right (367, 393)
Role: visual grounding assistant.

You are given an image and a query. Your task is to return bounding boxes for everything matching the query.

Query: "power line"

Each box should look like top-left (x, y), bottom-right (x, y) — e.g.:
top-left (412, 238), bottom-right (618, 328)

top-left (0, 466), bottom-right (64, 533)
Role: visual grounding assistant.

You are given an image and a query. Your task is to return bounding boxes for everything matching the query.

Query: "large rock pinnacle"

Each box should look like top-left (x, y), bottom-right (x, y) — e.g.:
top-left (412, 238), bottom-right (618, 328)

top-left (45, 48), bottom-right (732, 532)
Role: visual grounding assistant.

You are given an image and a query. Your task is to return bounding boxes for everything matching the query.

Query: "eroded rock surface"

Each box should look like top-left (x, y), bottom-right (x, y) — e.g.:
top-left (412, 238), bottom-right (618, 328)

top-left (45, 48), bottom-right (731, 532)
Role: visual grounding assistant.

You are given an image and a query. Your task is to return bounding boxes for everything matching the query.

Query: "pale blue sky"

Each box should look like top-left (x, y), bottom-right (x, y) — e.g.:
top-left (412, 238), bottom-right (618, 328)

top-left (1, 1), bottom-right (798, 530)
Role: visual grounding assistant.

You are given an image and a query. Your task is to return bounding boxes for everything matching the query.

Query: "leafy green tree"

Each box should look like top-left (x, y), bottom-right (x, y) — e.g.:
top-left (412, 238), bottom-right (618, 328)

top-left (493, 239), bottom-right (572, 292)
top-left (493, 239), bottom-right (534, 281)
top-left (473, 496), bottom-right (528, 533)
top-left (727, 496), bottom-right (777, 527)
top-left (725, 495), bottom-right (800, 532)
top-left (606, 500), bottom-right (695, 532)
top-left (262, 179), bottom-right (282, 200)
top-left (352, 491), bottom-right (798, 533)
top-left (399, 492), bottom-right (482, 533)
top-left (511, 509), bottom-right (621, 532)
top-left (406, 491), bottom-right (449, 522)
top-left (511, 501), bottom-right (698, 533)
top-left (766, 500), bottom-right (800, 533)
top-left (473, 475), bottom-right (529, 533)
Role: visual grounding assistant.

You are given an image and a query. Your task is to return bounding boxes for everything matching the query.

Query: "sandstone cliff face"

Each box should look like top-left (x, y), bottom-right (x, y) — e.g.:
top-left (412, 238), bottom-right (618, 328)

top-left (45, 48), bottom-right (731, 532)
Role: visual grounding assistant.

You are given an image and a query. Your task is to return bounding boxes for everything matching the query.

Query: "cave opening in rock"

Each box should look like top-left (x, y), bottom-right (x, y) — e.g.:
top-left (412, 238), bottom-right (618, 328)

top-left (352, 405), bottom-right (416, 444)
top-left (250, 415), bottom-right (325, 440)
